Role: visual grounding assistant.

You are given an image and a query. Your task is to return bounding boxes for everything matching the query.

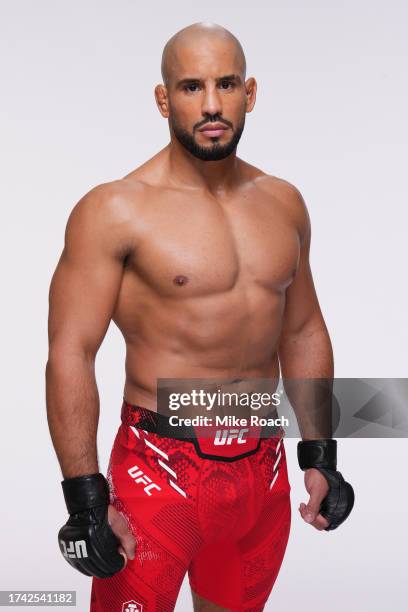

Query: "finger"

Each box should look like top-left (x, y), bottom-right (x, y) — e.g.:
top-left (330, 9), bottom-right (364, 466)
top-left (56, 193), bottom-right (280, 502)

top-left (301, 499), bottom-right (319, 523)
top-left (303, 485), bottom-right (328, 522)
top-left (309, 513), bottom-right (330, 531)
top-left (298, 500), bottom-right (321, 525)
top-left (299, 501), bottom-right (314, 523)
top-left (117, 547), bottom-right (128, 570)
top-left (315, 513), bottom-right (330, 530)
top-left (299, 499), bottom-right (331, 530)
top-left (298, 502), bottom-right (314, 523)
top-left (119, 532), bottom-right (136, 561)
top-left (108, 509), bottom-right (136, 560)
top-left (113, 520), bottom-right (136, 560)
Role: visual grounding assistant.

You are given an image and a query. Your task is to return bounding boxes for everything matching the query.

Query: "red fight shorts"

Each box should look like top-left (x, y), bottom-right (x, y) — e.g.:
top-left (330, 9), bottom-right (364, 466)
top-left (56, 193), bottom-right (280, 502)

top-left (90, 402), bottom-right (291, 612)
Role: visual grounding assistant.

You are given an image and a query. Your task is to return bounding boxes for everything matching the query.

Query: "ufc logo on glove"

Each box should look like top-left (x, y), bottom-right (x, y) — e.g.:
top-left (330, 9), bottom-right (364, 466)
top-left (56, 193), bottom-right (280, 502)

top-left (59, 539), bottom-right (88, 559)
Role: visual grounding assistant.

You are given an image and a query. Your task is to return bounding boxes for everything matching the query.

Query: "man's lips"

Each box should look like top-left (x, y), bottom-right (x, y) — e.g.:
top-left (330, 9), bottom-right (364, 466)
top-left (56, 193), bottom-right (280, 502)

top-left (198, 123), bottom-right (229, 138)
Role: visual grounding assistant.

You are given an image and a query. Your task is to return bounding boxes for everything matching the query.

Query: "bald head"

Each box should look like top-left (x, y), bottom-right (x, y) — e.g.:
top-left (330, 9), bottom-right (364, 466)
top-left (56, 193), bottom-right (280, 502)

top-left (155, 22), bottom-right (256, 162)
top-left (161, 22), bottom-right (246, 86)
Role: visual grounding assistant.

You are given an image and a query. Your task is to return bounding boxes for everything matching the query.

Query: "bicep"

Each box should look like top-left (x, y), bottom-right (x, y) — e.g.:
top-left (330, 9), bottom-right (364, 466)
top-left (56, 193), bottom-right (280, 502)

top-left (48, 190), bottom-right (126, 357)
top-left (281, 242), bottom-right (322, 337)
top-left (280, 195), bottom-right (324, 337)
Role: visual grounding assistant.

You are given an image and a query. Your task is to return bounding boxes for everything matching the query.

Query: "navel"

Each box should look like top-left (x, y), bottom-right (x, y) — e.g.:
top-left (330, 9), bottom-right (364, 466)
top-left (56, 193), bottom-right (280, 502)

top-left (173, 275), bottom-right (189, 286)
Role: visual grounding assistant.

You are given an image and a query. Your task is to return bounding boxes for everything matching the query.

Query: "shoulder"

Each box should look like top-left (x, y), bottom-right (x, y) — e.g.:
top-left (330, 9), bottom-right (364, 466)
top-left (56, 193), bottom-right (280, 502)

top-left (68, 178), bottom-right (148, 226)
top-left (64, 178), bottom-right (149, 256)
top-left (239, 159), bottom-right (307, 213)
top-left (254, 173), bottom-right (306, 211)
top-left (254, 173), bottom-right (311, 243)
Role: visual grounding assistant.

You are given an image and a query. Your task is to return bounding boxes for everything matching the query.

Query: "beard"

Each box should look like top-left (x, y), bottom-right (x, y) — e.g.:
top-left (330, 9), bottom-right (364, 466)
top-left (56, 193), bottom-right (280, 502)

top-left (170, 114), bottom-right (246, 161)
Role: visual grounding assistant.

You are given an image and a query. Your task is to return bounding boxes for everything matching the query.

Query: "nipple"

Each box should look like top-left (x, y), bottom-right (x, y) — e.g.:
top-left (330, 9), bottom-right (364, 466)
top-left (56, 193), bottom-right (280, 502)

top-left (173, 275), bottom-right (189, 286)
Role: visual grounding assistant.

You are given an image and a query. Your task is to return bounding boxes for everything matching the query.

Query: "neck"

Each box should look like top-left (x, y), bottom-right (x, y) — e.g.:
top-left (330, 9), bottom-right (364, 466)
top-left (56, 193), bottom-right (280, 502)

top-left (165, 138), bottom-right (241, 194)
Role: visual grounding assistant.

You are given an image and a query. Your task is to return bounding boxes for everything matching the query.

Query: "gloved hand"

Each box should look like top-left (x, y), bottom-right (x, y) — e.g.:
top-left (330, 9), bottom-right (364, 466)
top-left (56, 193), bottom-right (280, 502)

top-left (58, 472), bottom-right (135, 577)
top-left (297, 439), bottom-right (355, 531)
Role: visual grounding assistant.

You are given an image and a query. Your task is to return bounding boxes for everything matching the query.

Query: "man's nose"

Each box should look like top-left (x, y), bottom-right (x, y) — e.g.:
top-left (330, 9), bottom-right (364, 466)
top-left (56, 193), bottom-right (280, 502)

top-left (201, 85), bottom-right (222, 117)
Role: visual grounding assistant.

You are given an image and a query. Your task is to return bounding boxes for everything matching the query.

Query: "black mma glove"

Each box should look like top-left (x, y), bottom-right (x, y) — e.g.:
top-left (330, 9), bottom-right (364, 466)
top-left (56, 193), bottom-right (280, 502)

top-left (58, 472), bottom-right (126, 577)
top-left (297, 439), bottom-right (355, 531)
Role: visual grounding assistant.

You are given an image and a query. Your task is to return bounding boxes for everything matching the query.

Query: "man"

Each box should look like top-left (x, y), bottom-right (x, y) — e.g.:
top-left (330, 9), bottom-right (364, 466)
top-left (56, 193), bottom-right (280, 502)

top-left (46, 22), bottom-right (354, 612)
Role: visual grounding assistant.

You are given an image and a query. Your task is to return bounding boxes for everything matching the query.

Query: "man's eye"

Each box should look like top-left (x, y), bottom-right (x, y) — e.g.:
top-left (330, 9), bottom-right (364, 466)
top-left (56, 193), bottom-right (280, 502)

top-left (185, 84), bottom-right (200, 92)
top-left (219, 81), bottom-right (234, 90)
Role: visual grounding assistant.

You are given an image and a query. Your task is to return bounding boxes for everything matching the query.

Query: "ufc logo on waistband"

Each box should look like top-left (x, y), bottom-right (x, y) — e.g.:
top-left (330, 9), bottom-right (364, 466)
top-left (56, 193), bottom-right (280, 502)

top-left (214, 428), bottom-right (249, 445)
top-left (128, 465), bottom-right (161, 496)
top-left (60, 539), bottom-right (88, 559)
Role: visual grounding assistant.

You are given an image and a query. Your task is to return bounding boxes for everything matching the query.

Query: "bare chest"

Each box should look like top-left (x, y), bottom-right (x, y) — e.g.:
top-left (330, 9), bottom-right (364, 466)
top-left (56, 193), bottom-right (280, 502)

top-left (128, 191), bottom-right (300, 297)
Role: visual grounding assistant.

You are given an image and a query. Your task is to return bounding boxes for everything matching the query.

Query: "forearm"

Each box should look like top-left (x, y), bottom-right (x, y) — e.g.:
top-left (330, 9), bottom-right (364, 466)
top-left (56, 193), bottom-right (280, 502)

top-left (46, 350), bottom-right (100, 478)
top-left (278, 325), bottom-right (334, 439)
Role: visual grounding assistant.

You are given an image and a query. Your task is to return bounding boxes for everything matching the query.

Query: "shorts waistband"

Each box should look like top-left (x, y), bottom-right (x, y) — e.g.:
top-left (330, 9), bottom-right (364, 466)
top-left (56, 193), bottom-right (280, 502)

top-left (121, 401), bottom-right (285, 461)
top-left (121, 401), bottom-right (196, 439)
top-left (121, 401), bottom-right (284, 441)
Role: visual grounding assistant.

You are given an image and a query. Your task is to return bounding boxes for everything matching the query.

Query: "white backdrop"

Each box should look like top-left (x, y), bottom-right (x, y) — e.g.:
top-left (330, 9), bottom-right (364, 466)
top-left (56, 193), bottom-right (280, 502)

top-left (1, 1), bottom-right (407, 610)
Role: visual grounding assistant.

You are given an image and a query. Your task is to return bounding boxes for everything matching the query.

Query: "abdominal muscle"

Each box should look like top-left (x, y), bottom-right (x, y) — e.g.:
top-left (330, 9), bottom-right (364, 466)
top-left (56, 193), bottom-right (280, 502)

top-left (116, 281), bottom-right (285, 411)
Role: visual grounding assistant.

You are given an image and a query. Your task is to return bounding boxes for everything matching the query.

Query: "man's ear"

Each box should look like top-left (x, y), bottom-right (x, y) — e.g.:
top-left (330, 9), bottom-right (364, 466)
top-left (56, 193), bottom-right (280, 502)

top-left (154, 84), bottom-right (169, 118)
top-left (244, 77), bottom-right (257, 113)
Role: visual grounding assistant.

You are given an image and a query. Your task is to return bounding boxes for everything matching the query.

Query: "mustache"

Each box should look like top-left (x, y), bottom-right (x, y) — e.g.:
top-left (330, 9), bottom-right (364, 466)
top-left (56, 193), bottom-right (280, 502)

top-left (193, 116), bottom-right (233, 131)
